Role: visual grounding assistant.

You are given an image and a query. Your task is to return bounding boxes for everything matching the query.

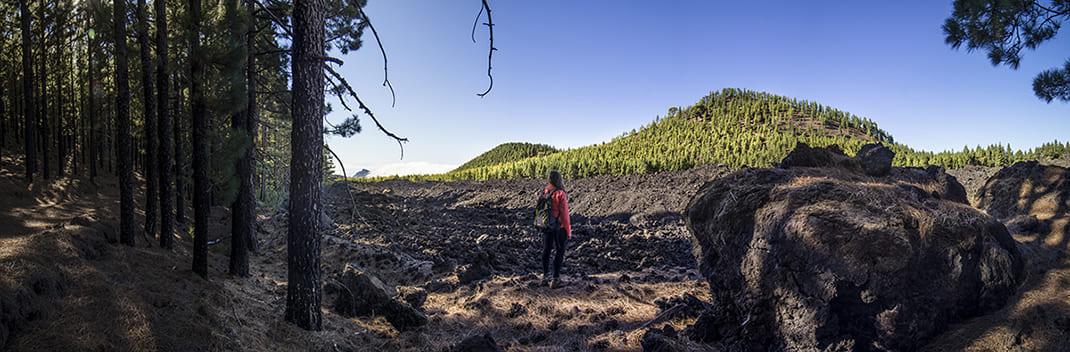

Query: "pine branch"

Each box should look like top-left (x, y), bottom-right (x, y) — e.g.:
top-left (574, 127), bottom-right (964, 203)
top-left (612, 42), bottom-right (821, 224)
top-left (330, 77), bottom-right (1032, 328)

top-left (250, 0), bottom-right (293, 37)
top-left (323, 63), bottom-right (408, 159)
top-left (474, 0), bottom-right (496, 97)
top-left (356, 6), bottom-right (396, 107)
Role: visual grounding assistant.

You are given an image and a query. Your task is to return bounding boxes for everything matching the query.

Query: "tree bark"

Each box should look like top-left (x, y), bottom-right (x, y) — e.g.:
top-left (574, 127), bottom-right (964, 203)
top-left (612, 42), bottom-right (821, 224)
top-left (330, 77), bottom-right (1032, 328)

top-left (20, 0), bottom-right (36, 182)
top-left (157, 0), bottom-right (174, 249)
top-left (88, 21), bottom-right (97, 185)
top-left (138, 0), bottom-right (158, 241)
top-left (38, 1), bottom-right (49, 181)
top-left (116, 0), bottom-right (135, 247)
top-left (286, 0), bottom-right (325, 331)
top-left (228, 0), bottom-right (252, 277)
top-left (174, 73), bottom-right (185, 224)
top-left (190, 0), bottom-right (209, 278)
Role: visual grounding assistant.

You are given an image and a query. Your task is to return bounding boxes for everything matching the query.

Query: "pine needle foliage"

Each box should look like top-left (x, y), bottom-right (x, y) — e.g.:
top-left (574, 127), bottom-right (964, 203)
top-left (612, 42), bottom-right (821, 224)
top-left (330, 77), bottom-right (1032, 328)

top-left (366, 88), bottom-right (1069, 182)
top-left (451, 142), bottom-right (559, 173)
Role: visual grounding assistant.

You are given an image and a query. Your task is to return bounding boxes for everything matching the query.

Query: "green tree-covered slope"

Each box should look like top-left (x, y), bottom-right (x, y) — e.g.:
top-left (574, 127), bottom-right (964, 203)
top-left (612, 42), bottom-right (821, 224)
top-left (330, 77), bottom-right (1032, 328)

top-left (375, 88), bottom-right (1068, 182)
top-left (451, 142), bottom-right (560, 173)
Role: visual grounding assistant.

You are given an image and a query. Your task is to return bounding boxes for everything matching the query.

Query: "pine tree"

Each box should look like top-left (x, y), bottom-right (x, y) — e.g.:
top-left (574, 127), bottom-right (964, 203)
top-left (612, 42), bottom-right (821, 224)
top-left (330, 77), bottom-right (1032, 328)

top-left (190, 0), bottom-right (209, 278)
top-left (20, 0), bottom-right (36, 182)
top-left (158, 0), bottom-right (174, 249)
top-left (116, 0), bottom-right (135, 247)
top-left (286, 0), bottom-right (325, 331)
top-left (138, 0), bottom-right (158, 241)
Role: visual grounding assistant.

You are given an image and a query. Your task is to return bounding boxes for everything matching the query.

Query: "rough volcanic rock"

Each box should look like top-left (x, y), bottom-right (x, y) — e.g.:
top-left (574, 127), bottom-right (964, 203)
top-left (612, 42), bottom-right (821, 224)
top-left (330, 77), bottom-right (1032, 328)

top-left (685, 167), bottom-right (1024, 351)
top-left (779, 142), bottom-right (847, 169)
top-left (396, 286), bottom-right (428, 309)
top-left (977, 161), bottom-right (1070, 221)
top-left (456, 250), bottom-right (494, 285)
top-left (330, 264), bottom-right (427, 330)
top-left (856, 143), bottom-right (895, 176)
top-left (449, 334), bottom-right (504, 352)
top-left (780, 142), bottom-right (897, 178)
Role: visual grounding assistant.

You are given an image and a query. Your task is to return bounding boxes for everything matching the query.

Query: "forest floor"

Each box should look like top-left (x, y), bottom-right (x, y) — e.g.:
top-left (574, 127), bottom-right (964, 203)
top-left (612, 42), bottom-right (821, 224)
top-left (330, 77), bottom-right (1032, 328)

top-left (1, 152), bottom-right (1069, 351)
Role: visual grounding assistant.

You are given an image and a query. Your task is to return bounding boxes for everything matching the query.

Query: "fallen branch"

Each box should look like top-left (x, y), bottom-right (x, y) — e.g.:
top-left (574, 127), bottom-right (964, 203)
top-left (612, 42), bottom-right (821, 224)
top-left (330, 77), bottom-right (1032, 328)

top-left (208, 235), bottom-right (231, 246)
top-left (640, 303), bottom-right (684, 329)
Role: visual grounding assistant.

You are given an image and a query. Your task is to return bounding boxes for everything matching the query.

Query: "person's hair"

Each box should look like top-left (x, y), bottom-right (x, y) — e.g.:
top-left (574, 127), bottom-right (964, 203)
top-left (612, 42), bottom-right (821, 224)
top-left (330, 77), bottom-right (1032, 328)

top-left (548, 169), bottom-right (565, 191)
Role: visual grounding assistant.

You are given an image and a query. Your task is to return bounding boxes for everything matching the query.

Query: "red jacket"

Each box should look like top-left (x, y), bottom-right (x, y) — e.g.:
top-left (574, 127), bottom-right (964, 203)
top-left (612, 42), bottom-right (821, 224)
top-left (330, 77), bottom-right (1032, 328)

top-left (543, 184), bottom-right (572, 238)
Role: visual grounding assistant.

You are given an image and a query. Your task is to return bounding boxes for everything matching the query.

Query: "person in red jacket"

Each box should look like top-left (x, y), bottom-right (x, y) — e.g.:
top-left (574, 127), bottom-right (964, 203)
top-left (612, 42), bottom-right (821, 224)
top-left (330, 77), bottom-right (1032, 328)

top-left (541, 170), bottom-right (571, 288)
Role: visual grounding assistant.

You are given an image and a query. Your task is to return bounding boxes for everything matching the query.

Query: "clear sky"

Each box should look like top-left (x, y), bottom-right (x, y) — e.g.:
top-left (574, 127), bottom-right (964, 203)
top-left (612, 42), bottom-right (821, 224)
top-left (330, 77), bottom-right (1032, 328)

top-left (324, 0), bottom-right (1069, 177)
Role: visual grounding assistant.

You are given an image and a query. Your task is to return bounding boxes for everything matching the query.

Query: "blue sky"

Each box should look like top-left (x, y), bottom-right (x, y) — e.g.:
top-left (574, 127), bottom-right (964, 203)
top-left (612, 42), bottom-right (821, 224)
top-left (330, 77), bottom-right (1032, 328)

top-left (324, 0), bottom-right (1069, 177)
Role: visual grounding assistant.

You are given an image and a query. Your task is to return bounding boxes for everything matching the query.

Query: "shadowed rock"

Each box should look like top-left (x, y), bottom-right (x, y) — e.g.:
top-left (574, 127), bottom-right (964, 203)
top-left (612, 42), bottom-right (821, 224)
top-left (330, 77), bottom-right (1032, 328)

top-left (856, 143), bottom-right (895, 176)
top-left (331, 264), bottom-right (426, 331)
top-left (450, 334), bottom-right (504, 352)
top-left (685, 166), bottom-right (1024, 351)
top-left (978, 161), bottom-right (1070, 221)
top-left (457, 250), bottom-right (494, 285)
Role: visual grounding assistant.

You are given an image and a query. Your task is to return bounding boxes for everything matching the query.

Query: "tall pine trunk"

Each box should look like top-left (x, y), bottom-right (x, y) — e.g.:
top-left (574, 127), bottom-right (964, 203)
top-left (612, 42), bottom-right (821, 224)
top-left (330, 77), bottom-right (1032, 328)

top-left (228, 0), bottom-right (252, 277)
top-left (190, 0), bottom-right (209, 278)
top-left (38, 5), bottom-right (49, 181)
top-left (245, 4), bottom-right (259, 254)
top-left (116, 0), bottom-right (135, 246)
top-left (138, 0), bottom-right (158, 241)
top-left (286, 0), bottom-right (325, 331)
top-left (174, 73), bottom-right (185, 224)
top-left (20, 0), bottom-right (36, 182)
top-left (157, 0), bottom-right (174, 249)
top-left (88, 23), bottom-right (97, 185)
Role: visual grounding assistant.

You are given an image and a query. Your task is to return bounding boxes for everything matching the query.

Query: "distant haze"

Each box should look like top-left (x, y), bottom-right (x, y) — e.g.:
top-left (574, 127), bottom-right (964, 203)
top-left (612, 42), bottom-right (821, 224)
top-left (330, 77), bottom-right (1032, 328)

top-left (361, 162), bottom-right (458, 177)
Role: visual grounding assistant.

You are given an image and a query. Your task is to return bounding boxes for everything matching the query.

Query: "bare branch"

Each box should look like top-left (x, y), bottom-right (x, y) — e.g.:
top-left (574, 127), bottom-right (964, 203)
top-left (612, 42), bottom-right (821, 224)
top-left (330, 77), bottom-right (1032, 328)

top-left (321, 55), bottom-right (344, 65)
top-left (250, 0), bottom-right (293, 37)
top-left (476, 0), bottom-right (495, 97)
top-left (470, 2), bottom-right (484, 43)
top-left (323, 144), bottom-right (368, 225)
top-left (324, 64), bottom-right (408, 159)
top-left (255, 48), bottom-right (290, 57)
top-left (356, 6), bottom-right (397, 107)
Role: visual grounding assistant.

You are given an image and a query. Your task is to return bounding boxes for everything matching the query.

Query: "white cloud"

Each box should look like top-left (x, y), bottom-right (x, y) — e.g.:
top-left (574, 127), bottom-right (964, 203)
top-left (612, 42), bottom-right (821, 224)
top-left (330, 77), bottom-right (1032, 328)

top-left (367, 162), bottom-right (458, 177)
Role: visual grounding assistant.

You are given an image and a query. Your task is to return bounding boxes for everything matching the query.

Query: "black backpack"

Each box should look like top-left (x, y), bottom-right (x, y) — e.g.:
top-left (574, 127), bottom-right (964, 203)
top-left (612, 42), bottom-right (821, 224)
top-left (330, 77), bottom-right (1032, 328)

top-left (534, 188), bottom-right (561, 230)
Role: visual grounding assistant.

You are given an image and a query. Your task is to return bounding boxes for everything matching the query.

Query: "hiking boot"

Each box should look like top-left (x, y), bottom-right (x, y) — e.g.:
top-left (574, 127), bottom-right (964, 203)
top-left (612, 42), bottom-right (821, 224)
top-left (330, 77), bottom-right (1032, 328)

top-left (549, 278), bottom-right (562, 289)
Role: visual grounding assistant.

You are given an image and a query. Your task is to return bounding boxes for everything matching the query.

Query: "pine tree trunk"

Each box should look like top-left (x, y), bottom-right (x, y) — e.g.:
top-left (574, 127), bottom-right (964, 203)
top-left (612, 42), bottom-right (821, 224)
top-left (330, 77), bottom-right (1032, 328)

top-left (39, 20), bottom-right (49, 181)
top-left (157, 0), bottom-right (174, 249)
top-left (245, 7), bottom-right (260, 254)
top-left (116, 0), bottom-right (135, 247)
top-left (174, 74), bottom-right (185, 224)
top-left (88, 27), bottom-right (97, 185)
top-left (228, 0), bottom-right (252, 277)
top-left (286, 0), bottom-right (325, 331)
top-left (190, 0), bottom-right (209, 279)
top-left (58, 49), bottom-right (67, 178)
top-left (138, 0), bottom-right (158, 241)
top-left (20, 0), bottom-right (36, 182)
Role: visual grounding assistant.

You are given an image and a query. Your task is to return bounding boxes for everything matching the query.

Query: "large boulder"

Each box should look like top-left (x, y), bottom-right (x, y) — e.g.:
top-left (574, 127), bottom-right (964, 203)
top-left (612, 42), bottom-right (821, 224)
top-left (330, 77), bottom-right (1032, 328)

top-left (856, 143), bottom-right (895, 176)
top-left (977, 161), bottom-right (1070, 221)
top-left (780, 142), bottom-right (898, 177)
top-left (330, 264), bottom-right (427, 331)
top-left (685, 166), bottom-right (1024, 351)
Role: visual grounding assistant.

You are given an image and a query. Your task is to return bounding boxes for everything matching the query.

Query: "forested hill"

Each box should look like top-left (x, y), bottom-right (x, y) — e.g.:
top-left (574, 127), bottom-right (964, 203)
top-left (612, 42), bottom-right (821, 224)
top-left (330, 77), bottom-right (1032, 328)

top-left (385, 88), bottom-right (1068, 182)
top-left (450, 143), bottom-right (559, 173)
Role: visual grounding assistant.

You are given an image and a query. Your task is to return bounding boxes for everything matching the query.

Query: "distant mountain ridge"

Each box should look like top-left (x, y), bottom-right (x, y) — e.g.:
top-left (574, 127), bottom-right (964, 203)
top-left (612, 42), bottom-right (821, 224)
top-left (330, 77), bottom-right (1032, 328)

top-left (371, 88), bottom-right (1069, 182)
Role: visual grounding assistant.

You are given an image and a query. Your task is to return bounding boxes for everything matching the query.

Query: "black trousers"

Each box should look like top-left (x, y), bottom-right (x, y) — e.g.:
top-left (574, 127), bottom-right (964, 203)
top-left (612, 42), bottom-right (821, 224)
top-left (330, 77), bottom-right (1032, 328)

top-left (542, 227), bottom-right (568, 279)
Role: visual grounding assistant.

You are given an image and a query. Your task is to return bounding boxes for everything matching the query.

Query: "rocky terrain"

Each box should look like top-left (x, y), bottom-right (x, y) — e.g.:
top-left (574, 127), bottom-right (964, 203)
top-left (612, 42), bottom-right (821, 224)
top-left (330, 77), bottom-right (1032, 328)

top-left (2, 150), bottom-right (1069, 351)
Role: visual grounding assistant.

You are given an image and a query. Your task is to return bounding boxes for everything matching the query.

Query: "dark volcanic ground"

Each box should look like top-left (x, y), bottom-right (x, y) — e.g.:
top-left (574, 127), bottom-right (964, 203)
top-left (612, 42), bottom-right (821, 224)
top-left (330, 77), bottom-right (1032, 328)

top-left (318, 163), bottom-right (732, 283)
